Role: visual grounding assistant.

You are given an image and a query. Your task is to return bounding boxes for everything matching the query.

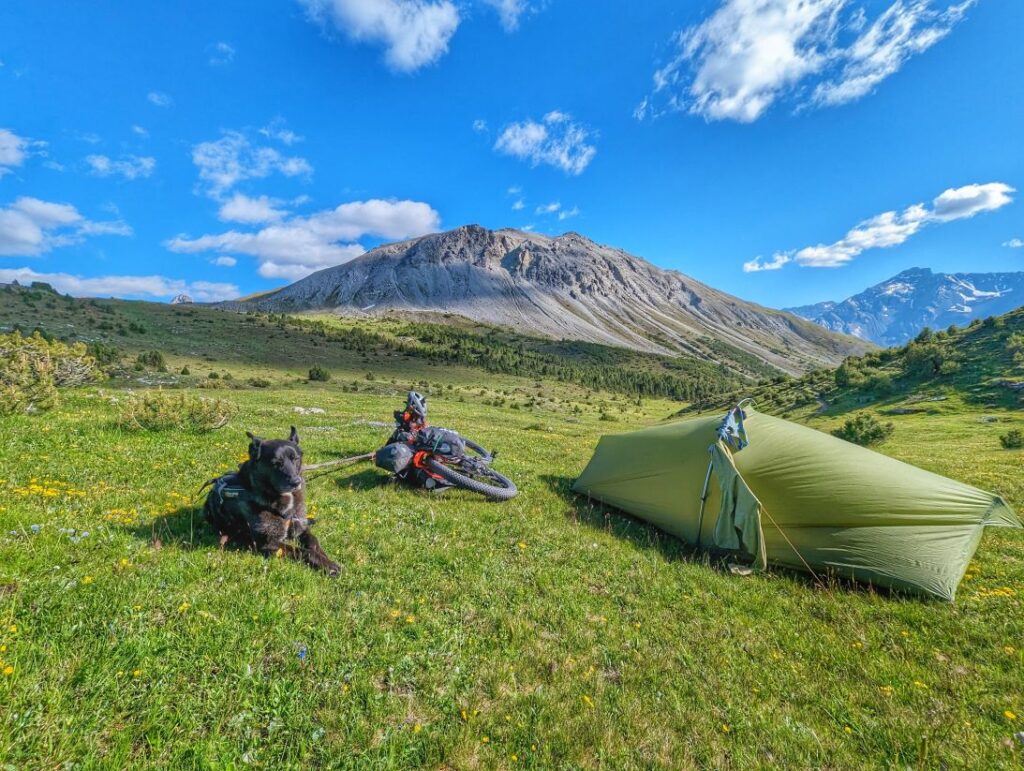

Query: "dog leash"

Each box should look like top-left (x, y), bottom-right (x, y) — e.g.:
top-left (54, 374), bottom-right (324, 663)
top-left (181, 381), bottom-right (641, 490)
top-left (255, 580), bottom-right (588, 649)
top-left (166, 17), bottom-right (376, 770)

top-left (302, 452), bottom-right (375, 483)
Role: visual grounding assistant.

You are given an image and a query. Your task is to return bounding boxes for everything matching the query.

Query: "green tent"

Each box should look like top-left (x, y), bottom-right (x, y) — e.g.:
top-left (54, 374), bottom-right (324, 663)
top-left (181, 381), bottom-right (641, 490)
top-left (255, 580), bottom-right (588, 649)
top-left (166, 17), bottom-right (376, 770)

top-left (572, 406), bottom-right (1021, 600)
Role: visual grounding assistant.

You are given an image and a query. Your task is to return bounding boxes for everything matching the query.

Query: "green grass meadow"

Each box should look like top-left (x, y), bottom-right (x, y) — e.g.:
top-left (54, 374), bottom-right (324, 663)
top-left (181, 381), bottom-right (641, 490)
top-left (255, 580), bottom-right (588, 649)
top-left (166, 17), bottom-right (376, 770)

top-left (1, 295), bottom-right (1023, 768)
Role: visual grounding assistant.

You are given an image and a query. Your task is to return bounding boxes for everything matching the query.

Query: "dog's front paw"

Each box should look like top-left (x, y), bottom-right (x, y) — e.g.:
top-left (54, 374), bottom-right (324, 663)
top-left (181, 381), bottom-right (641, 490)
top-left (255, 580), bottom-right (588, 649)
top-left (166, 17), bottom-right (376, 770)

top-left (324, 561), bottom-right (342, 578)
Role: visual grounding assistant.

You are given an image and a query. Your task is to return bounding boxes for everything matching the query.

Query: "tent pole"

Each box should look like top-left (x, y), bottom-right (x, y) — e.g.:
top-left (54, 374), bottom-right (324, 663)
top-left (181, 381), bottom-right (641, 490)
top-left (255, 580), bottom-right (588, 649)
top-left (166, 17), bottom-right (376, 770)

top-left (696, 454), bottom-right (713, 549)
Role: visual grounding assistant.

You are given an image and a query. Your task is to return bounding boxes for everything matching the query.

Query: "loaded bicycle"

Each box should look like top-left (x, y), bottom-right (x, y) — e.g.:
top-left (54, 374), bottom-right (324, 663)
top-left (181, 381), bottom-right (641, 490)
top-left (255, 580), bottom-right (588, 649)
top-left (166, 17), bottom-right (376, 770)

top-left (372, 391), bottom-right (518, 501)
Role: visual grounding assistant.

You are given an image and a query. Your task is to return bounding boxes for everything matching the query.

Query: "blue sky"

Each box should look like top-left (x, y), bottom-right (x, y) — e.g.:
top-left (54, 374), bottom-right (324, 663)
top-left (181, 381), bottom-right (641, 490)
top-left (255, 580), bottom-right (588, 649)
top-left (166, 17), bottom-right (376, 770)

top-left (0, 0), bottom-right (1021, 308)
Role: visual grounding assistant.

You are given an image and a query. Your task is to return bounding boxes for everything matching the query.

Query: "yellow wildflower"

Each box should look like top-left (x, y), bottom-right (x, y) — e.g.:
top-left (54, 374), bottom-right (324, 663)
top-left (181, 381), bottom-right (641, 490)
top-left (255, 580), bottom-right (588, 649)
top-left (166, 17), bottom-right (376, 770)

top-left (178, 601), bottom-right (191, 613)
top-left (3, 665), bottom-right (13, 676)
top-left (913, 681), bottom-right (928, 689)
top-left (1006, 710), bottom-right (1018, 721)
top-left (413, 724), bottom-right (422, 734)
top-left (389, 608), bottom-right (401, 618)
top-left (132, 669), bottom-right (142, 677)
top-left (582, 695), bottom-right (594, 708)
top-left (82, 576), bottom-right (93, 585)
top-left (405, 615), bottom-right (416, 624)
top-left (1005, 646), bottom-right (1016, 655)
top-left (481, 736), bottom-right (490, 744)
top-left (721, 724), bottom-right (731, 733)
top-left (844, 726), bottom-right (852, 734)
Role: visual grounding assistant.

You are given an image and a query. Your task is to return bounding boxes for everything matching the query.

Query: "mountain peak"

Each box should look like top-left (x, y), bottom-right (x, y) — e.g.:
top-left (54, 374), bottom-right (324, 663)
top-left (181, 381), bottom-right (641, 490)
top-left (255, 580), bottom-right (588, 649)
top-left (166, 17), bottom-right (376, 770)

top-left (227, 225), bottom-right (866, 373)
top-left (788, 268), bottom-right (1024, 346)
top-left (890, 267), bottom-right (934, 280)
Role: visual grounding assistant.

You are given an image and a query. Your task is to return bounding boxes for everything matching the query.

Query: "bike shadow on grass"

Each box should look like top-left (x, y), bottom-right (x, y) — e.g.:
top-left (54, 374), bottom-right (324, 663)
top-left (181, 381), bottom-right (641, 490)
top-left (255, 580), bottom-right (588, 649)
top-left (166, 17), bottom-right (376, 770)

top-left (327, 467), bottom-right (389, 492)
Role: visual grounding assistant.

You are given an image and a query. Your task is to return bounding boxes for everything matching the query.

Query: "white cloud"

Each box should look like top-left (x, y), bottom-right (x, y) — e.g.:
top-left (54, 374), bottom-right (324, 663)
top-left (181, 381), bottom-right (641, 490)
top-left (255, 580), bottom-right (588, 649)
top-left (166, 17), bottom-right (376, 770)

top-left (558, 205), bottom-right (580, 221)
top-left (0, 128), bottom-right (47, 176)
top-left (483, 0), bottom-right (532, 32)
top-left (192, 130), bottom-right (313, 198)
top-left (212, 255), bottom-right (238, 266)
top-left (0, 197), bottom-right (132, 257)
top-left (813, 1), bottom-right (974, 107)
top-left (776, 182), bottom-right (1014, 269)
top-left (472, 119), bottom-right (487, 132)
top-left (131, 125), bottom-right (149, 138)
top-left (0, 128), bottom-right (30, 174)
top-left (930, 182), bottom-right (1014, 221)
top-left (0, 267), bottom-right (238, 302)
top-left (645, 0), bottom-right (974, 123)
top-left (147, 91), bottom-right (174, 108)
top-left (535, 201), bottom-right (560, 214)
top-left (494, 111), bottom-right (596, 175)
top-left (299, 0), bottom-right (460, 72)
top-left (218, 193), bottom-right (289, 224)
top-left (507, 185), bottom-right (522, 195)
top-left (258, 118), bottom-right (304, 146)
top-left (743, 252), bottom-right (792, 272)
top-left (208, 41), bottom-right (236, 65)
top-left (71, 131), bottom-right (101, 145)
top-left (1003, 238), bottom-right (1023, 249)
top-left (511, 198), bottom-right (525, 211)
top-left (166, 197), bottom-right (440, 280)
top-left (86, 154), bottom-right (156, 181)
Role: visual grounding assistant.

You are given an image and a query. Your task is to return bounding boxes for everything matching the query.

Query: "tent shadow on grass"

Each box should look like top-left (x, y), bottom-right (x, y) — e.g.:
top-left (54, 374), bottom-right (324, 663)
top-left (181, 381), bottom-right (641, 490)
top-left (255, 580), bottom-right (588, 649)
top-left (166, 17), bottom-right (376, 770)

top-left (542, 474), bottom-right (905, 599)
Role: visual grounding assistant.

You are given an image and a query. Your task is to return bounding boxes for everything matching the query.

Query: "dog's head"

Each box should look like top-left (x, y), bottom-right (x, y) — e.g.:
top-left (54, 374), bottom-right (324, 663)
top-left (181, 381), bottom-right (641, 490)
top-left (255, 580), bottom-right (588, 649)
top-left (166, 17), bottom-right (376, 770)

top-left (245, 426), bottom-right (304, 494)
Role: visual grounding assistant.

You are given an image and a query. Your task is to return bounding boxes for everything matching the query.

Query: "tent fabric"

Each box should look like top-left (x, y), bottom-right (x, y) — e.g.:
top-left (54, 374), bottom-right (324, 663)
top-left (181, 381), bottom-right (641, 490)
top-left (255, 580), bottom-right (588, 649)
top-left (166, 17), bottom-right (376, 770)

top-left (708, 441), bottom-right (767, 570)
top-left (572, 408), bottom-right (1021, 601)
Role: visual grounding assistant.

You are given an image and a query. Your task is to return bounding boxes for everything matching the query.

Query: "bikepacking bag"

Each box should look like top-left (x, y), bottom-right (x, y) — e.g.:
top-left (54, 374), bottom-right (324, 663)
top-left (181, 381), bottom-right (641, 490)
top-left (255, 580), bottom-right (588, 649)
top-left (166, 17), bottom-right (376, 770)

top-left (416, 427), bottom-right (466, 459)
top-left (374, 442), bottom-right (414, 474)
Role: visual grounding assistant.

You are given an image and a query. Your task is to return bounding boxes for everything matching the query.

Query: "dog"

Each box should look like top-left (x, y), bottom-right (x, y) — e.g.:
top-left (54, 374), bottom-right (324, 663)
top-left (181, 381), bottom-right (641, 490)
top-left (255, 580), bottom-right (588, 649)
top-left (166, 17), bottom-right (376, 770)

top-left (202, 427), bottom-right (340, 576)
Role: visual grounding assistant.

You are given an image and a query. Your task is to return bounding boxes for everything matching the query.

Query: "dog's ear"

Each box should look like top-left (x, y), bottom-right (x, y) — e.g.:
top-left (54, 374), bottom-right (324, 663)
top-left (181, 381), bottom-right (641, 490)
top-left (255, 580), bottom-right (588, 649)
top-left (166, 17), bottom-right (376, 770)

top-left (289, 426), bottom-right (300, 445)
top-left (246, 431), bottom-right (263, 460)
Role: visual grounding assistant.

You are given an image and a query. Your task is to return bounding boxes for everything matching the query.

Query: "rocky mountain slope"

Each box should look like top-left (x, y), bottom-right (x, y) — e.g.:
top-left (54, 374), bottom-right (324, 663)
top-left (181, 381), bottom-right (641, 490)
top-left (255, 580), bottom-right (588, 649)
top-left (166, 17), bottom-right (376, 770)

top-left (226, 225), bottom-right (865, 374)
top-left (788, 267), bottom-right (1024, 347)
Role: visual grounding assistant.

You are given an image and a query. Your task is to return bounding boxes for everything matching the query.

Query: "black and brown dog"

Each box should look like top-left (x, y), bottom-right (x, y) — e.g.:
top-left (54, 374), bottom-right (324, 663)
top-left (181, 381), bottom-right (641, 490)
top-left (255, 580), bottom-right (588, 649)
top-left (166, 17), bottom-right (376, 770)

top-left (203, 427), bottom-right (340, 575)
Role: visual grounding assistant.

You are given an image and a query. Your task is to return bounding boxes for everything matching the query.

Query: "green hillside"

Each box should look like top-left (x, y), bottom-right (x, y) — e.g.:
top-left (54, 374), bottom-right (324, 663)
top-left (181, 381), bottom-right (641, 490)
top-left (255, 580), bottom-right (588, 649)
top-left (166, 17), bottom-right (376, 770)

top-left (0, 283), bottom-right (777, 406)
top-left (686, 306), bottom-right (1024, 420)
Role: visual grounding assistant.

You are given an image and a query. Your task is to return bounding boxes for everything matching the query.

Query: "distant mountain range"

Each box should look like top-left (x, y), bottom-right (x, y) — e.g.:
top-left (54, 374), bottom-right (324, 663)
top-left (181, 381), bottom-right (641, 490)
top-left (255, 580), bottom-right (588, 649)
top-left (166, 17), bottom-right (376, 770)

top-left (787, 268), bottom-right (1024, 347)
top-left (225, 225), bottom-right (866, 374)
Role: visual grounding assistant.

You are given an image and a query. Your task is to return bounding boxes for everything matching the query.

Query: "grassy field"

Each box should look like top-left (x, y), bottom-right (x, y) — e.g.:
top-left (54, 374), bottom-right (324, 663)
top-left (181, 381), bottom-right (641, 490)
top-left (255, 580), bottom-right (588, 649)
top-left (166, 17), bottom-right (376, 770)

top-left (1, 294), bottom-right (1023, 768)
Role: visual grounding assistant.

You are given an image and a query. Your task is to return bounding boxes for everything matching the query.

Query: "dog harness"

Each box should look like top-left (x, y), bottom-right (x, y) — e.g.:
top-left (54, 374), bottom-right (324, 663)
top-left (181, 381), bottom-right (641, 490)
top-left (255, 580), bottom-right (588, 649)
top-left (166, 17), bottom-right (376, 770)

top-left (209, 472), bottom-right (248, 506)
top-left (205, 471), bottom-right (299, 537)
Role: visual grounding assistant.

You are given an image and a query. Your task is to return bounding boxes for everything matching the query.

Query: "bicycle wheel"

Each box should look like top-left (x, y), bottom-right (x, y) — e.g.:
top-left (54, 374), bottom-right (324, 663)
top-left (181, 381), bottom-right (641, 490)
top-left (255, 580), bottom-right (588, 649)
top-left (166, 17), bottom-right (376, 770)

top-left (424, 457), bottom-right (518, 501)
